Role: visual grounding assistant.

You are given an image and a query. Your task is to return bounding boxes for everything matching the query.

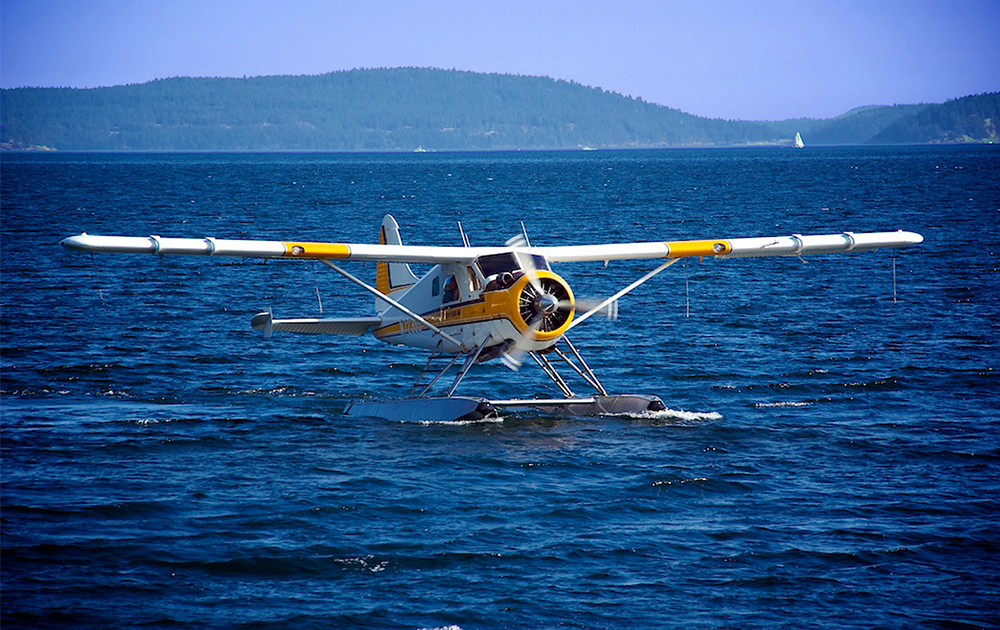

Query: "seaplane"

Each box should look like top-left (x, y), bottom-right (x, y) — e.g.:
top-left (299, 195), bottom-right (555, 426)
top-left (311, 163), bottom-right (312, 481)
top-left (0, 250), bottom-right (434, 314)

top-left (61, 216), bottom-right (923, 422)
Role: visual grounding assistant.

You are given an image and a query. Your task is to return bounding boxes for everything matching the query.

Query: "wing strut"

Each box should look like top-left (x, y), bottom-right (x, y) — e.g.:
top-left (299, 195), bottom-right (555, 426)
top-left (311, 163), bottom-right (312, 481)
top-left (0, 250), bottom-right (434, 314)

top-left (553, 336), bottom-right (608, 396)
top-left (319, 260), bottom-right (466, 352)
top-left (568, 258), bottom-right (680, 331)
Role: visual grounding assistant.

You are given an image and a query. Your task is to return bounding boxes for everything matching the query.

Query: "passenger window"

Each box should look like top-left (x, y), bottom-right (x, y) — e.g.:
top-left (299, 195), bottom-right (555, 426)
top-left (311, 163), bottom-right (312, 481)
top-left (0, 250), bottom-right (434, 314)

top-left (432, 276), bottom-right (440, 297)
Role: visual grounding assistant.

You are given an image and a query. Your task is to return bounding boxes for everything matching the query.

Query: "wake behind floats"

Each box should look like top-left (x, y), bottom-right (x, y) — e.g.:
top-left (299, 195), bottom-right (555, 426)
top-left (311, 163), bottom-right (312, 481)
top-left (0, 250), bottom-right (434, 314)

top-left (62, 216), bottom-right (923, 422)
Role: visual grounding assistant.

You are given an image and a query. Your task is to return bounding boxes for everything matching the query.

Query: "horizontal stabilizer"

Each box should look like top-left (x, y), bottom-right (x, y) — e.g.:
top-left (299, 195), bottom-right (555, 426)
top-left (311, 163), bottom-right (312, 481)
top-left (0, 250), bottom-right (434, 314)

top-left (250, 313), bottom-right (380, 336)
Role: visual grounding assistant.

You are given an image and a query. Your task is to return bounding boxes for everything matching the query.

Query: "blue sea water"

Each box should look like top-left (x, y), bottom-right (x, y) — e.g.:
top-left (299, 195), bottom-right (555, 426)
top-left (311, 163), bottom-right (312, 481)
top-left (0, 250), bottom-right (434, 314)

top-left (2, 146), bottom-right (998, 629)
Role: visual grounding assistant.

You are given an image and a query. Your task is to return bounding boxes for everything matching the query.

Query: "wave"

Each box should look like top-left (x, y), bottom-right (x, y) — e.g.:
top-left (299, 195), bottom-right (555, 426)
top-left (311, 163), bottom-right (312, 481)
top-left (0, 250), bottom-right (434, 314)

top-left (409, 405), bottom-right (722, 426)
top-left (626, 407), bottom-right (723, 422)
top-left (415, 416), bottom-right (505, 426)
top-left (753, 401), bottom-right (812, 408)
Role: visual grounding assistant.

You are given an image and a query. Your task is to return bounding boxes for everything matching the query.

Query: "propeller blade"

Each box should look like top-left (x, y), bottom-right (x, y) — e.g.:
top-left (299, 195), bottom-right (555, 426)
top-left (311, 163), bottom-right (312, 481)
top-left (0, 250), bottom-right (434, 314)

top-left (507, 230), bottom-right (546, 295)
top-left (499, 350), bottom-right (523, 371)
top-left (560, 298), bottom-right (618, 320)
top-left (500, 317), bottom-right (544, 371)
top-left (505, 233), bottom-right (526, 248)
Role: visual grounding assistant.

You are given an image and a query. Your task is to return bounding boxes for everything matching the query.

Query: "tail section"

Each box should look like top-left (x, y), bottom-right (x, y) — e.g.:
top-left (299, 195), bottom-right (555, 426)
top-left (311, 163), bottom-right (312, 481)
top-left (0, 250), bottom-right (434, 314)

top-left (376, 215), bottom-right (419, 308)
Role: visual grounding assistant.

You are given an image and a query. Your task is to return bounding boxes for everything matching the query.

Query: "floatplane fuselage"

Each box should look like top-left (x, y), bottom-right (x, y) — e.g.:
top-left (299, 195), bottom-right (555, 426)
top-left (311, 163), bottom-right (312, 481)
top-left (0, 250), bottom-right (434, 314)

top-left (62, 215), bottom-right (923, 422)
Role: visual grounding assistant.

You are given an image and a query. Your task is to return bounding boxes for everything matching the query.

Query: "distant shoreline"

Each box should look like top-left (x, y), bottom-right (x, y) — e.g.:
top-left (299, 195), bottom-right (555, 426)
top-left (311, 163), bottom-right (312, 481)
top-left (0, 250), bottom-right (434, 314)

top-left (3, 142), bottom-right (997, 156)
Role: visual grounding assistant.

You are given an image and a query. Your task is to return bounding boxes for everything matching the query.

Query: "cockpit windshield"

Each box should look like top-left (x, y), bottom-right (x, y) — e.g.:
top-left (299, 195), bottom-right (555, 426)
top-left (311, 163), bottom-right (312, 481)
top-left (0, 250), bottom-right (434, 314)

top-left (476, 252), bottom-right (549, 277)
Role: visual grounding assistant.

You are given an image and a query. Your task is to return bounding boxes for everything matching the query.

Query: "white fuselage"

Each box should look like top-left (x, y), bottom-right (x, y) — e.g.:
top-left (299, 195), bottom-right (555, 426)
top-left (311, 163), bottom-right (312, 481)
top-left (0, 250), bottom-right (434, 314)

top-left (373, 256), bottom-right (575, 356)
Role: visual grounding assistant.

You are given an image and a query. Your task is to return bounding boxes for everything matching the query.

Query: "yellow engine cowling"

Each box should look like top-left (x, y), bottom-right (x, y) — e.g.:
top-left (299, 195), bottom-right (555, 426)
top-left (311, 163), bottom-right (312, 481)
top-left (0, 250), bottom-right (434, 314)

top-left (501, 270), bottom-right (575, 342)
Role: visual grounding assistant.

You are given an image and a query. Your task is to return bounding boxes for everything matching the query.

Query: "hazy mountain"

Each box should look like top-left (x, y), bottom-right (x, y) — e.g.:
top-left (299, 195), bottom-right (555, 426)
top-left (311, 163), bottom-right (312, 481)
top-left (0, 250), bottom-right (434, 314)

top-left (1, 68), bottom-right (996, 151)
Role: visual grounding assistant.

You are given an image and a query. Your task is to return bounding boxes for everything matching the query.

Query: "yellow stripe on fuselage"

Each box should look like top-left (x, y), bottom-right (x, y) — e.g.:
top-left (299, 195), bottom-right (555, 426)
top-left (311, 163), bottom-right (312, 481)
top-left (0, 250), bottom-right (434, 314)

top-left (282, 242), bottom-right (352, 259)
top-left (373, 291), bottom-right (513, 340)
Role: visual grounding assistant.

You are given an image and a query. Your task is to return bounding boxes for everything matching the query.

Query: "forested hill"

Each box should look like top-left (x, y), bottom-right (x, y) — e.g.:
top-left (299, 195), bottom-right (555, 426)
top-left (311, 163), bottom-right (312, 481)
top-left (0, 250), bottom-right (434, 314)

top-left (1, 68), bottom-right (996, 151)
top-left (869, 92), bottom-right (1000, 144)
top-left (0, 69), bottom-right (777, 151)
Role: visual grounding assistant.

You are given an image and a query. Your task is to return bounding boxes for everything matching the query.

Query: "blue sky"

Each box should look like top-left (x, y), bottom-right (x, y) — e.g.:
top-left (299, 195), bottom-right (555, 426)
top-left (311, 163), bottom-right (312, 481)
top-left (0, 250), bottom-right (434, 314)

top-left (2, 0), bottom-right (997, 120)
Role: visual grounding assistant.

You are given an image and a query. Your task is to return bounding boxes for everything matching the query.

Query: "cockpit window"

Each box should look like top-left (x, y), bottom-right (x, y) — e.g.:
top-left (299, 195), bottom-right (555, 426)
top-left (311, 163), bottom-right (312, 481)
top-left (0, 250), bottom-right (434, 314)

top-left (528, 255), bottom-right (550, 271)
top-left (477, 253), bottom-right (516, 276)
top-left (477, 252), bottom-right (549, 276)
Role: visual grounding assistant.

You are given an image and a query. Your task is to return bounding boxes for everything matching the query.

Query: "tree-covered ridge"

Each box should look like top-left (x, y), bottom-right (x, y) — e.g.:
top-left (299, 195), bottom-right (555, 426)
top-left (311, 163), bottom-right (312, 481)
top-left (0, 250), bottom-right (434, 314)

top-left (0, 68), bottom-right (775, 150)
top-left (798, 104), bottom-right (931, 145)
top-left (870, 93), bottom-right (1000, 144)
top-left (1, 68), bottom-right (996, 151)
top-left (787, 94), bottom-right (999, 145)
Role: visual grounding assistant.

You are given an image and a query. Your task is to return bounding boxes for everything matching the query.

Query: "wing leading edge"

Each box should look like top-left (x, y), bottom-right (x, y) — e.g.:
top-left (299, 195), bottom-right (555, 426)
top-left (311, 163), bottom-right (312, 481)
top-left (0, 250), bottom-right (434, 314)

top-left (533, 230), bottom-right (924, 262)
top-left (61, 230), bottom-right (923, 264)
top-left (60, 233), bottom-right (499, 264)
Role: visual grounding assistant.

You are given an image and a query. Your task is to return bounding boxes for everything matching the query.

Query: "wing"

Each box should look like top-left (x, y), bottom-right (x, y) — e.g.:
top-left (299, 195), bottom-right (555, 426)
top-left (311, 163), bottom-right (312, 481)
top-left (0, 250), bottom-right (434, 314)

top-left (532, 231), bottom-right (924, 262)
top-left (60, 233), bottom-right (502, 264)
top-left (61, 230), bottom-right (923, 264)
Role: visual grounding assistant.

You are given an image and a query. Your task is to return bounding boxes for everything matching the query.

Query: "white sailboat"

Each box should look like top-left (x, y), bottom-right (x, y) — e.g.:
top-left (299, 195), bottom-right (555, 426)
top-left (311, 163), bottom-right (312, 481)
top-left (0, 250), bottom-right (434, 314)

top-left (793, 131), bottom-right (805, 148)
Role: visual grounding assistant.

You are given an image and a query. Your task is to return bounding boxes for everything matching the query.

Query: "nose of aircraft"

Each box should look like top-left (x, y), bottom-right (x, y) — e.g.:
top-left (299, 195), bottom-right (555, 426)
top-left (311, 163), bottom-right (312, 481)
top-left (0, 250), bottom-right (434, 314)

top-left (537, 292), bottom-right (560, 315)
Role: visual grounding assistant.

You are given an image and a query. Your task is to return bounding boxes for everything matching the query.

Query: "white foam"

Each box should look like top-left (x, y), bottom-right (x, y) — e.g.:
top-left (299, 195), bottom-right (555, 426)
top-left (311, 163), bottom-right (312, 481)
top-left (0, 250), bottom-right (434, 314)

top-left (414, 415), bottom-right (506, 426)
top-left (652, 477), bottom-right (709, 487)
top-left (753, 401), bottom-right (811, 408)
top-left (627, 407), bottom-right (723, 422)
top-left (411, 408), bottom-right (722, 425)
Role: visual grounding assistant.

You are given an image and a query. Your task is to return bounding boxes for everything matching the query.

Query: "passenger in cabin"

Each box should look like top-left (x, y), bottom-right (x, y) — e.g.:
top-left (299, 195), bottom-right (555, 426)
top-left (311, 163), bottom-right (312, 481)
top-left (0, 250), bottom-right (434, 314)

top-left (443, 275), bottom-right (458, 303)
top-left (484, 271), bottom-right (515, 292)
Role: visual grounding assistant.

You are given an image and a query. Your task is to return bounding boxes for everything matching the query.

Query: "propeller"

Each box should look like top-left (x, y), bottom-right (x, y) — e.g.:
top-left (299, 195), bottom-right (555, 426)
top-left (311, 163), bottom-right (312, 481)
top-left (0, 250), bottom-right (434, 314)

top-left (503, 231), bottom-right (551, 370)
top-left (500, 227), bottom-right (618, 370)
top-left (500, 272), bottom-right (561, 371)
top-left (508, 231), bottom-right (608, 322)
